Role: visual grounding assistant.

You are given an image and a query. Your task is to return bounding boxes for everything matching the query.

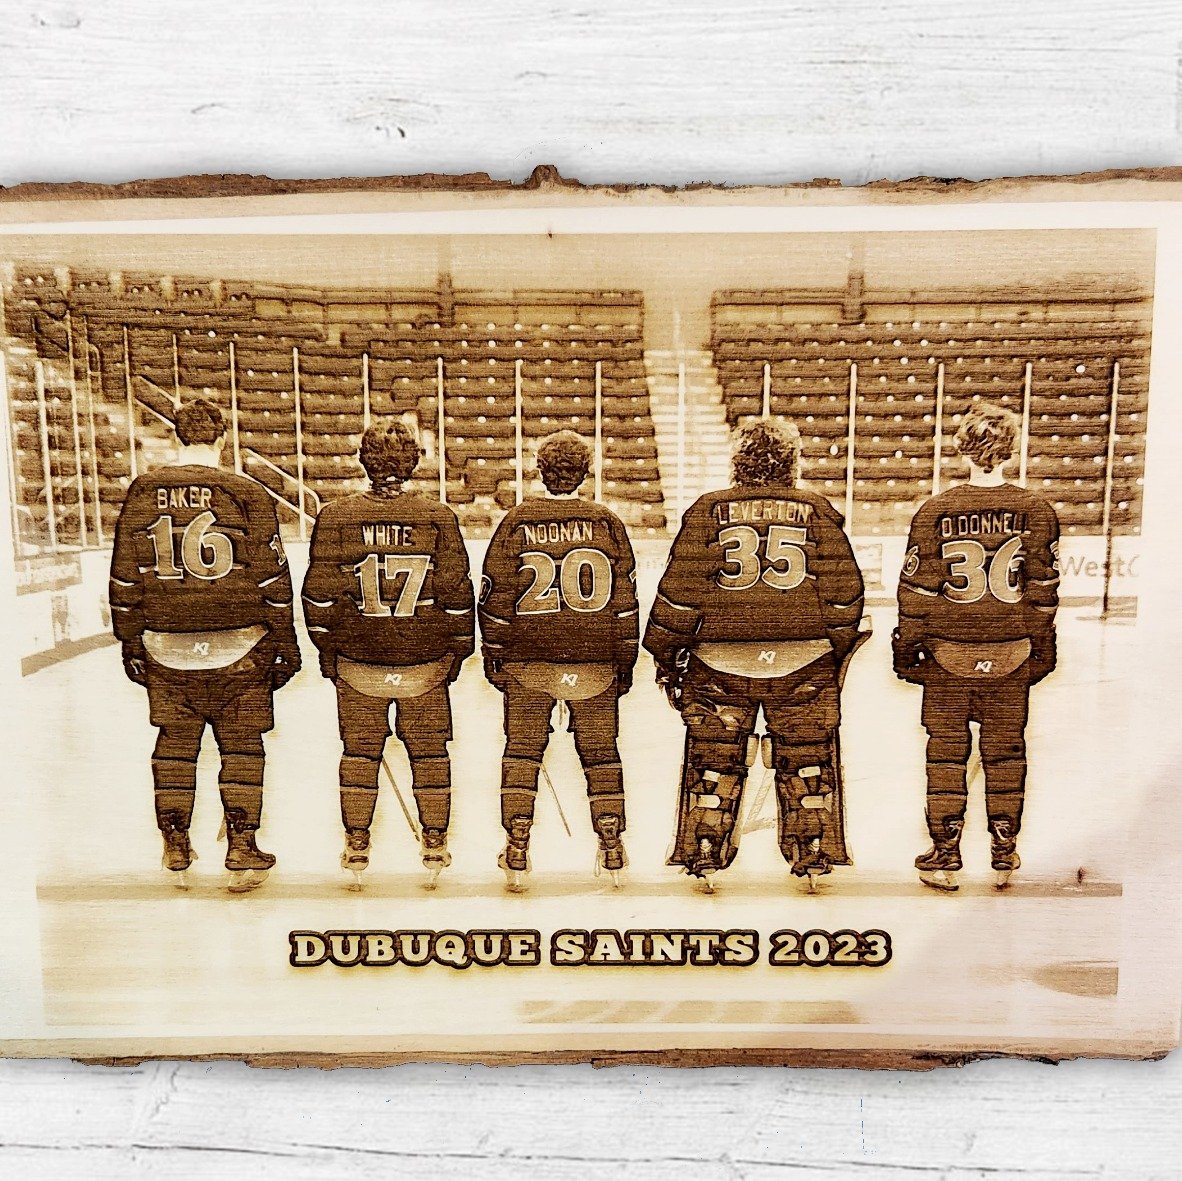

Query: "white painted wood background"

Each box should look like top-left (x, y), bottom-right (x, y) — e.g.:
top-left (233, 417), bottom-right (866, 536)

top-left (2, 1), bottom-right (1182, 1175)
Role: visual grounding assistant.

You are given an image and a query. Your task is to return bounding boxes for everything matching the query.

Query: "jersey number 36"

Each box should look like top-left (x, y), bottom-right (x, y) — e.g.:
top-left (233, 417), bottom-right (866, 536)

top-left (941, 536), bottom-right (1024, 605)
top-left (718, 524), bottom-right (809, 592)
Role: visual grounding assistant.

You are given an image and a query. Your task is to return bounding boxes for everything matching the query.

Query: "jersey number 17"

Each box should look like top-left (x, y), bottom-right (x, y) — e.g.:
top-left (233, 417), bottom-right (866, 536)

top-left (353, 552), bottom-right (431, 618)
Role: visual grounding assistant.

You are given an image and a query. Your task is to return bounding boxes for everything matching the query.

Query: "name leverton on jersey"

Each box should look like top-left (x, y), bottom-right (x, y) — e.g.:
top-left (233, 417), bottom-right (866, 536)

top-left (713, 498), bottom-right (815, 527)
top-left (520, 520), bottom-right (595, 545)
top-left (938, 511), bottom-right (1031, 539)
top-left (361, 523), bottom-right (416, 547)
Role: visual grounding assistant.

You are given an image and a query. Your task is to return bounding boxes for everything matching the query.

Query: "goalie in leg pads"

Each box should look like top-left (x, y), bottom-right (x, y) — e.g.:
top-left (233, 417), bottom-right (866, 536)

top-left (480, 432), bottom-right (638, 891)
top-left (894, 404), bottom-right (1059, 891)
top-left (646, 419), bottom-right (867, 891)
top-left (302, 421), bottom-right (475, 889)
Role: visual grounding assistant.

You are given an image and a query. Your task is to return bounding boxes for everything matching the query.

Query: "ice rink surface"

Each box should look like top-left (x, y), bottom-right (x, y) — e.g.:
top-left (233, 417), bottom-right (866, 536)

top-left (19, 542), bottom-right (1143, 1053)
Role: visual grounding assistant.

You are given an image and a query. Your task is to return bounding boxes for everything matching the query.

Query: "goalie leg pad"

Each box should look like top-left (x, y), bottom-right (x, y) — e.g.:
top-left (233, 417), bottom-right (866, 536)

top-left (673, 728), bottom-right (753, 874)
top-left (769, 736), bottom-right (837, 870)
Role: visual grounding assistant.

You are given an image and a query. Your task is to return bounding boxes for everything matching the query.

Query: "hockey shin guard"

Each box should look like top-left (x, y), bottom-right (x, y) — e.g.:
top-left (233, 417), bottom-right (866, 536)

top-left (500, 756), bottom-right (540, 833)
top-left (924, 759), bottom-right (969, 846)
top-left (586, 761), bottom-right (626, 835)
top-left (411, 756), bottom-right (451, 833)
top-left (340, 787), bottom-right (378, 832)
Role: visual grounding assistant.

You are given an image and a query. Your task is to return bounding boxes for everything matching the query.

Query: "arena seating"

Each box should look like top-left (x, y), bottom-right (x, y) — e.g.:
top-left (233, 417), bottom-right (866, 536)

top-left (2, 268), bottom-right (664, 547)
top-left (711, 292), bottom-right (1152, 535)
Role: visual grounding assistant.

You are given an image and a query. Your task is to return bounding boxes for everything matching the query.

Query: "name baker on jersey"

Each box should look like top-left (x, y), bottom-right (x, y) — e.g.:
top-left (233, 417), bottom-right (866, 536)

top-left (938, 510), bottom-right (1031, 539)
top-left (155, 485), bottom-right (215, 511)
top-left (713, 498), bottom-right (816, 526)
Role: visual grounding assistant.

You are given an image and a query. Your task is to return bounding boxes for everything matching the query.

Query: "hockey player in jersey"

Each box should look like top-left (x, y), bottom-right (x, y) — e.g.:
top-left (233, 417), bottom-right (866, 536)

top-left (480, 432), bottom-right (638, 891)
top-left (302, 421), bottom-right (474, 888)
top-left (893, 403), bottom-right (1059, 891)
top-left (644, 420), bottom-right (866, 891)
top-left (109, 398), bottom-right (300, 891)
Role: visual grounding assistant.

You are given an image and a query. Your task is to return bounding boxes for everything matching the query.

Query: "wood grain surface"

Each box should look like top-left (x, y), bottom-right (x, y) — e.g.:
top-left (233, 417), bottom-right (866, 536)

top-left (2, 0), bottom-right (1181, 1175)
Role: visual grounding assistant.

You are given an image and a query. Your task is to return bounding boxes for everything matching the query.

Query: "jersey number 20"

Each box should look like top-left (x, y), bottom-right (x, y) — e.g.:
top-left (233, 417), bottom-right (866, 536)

top-left (516, 548), bottom-right (613, 614)
top-left (941, 536), bottom-right (1024, 605)
top-left (718, 524), bottom-right (809, 592)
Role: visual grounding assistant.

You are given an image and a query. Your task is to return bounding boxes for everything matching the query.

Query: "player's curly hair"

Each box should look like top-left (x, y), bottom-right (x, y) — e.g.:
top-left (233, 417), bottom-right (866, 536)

top-left (174, 397), bottom-right (226, 447)
top-left (954, 403), bottom-right (1020, 473)
top-left (536, 430), bottom-right (591, 495)
top-left (360, 420), bottom-right (422, 488)
top-left (732, 419), bottom-right (801, 487)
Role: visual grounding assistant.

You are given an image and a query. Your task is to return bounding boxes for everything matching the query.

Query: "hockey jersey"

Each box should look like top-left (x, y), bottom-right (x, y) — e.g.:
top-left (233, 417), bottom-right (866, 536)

top-left (109, 464), bottom-right (295, 647)
top-left (301, 489), bottom-right (474, 667)
top-left (897, 481), bottom-right (1060, 645)
top-left (643, 483), bottom-right (864, 665)
top-left (479, 497), bottom-right (639, 666)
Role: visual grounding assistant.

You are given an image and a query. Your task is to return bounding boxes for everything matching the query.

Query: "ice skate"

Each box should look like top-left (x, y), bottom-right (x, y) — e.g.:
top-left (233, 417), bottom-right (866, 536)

top-left (498, 817), bottom-right (532, 892)
top-left (420, 828), bottom-right (451, 890)
top-left (792, 837), bottom-right (832, 894)
top-left (689, 837), bottom-right (721, 893)
top-left (915, 844), bottom-right (962, 892)
top-left (990, 822), bottom-right (1021, 891)
top-left (224, 810), bottom-right (276, 893)
top-left (593, 814), bottom-right (627, 888)
top-left (341, 827), bottom-right (371, 891)
top-left (160, 818), bottom-right (196, 891)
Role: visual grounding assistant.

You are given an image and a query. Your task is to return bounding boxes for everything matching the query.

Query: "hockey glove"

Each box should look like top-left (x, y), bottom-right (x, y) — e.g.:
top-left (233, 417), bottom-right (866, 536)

top-left (271, 641), bottom-right (302, 690)
top-left (446, 649), bottom-right (466, 684)
top-left (655, 648), bottom-right (690, 709)
top-left (484, 655), bottom-right (508, 692)
top-left (891, 627), bottom-right (930, 685)
top-left (122, 639), bottom-right (148, 687)
top-left (615, 663), bottom-right (634, 697)
top-left (1026, 631), bottom-right (1057, 686)
top-left (318, 648), bottom-right (338, 681)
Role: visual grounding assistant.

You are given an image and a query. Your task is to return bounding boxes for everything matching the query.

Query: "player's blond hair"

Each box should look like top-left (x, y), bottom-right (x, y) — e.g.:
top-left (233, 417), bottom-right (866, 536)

top-left (732, 419), bottom-right (801, 487)
top-left (954, 403), bottom-right (1020, 473)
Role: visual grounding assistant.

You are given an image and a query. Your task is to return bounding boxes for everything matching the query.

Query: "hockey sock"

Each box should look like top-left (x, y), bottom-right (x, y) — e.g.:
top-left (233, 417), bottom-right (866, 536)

top-left (154, 788), bottom-right (195, 831)
top-left (340, 754), bottom-right (381, 791)
top-left (925, 761), bottom-right (968, 842)
top-left (501, 756), bottom-right (540, 831)
top-left (586, 762), bottom-right (626, 832)
top-left (411, 756), bottom-right (451, 831)
top-left (220, 785), bottom-right (263, 829)
top-left (340, 787), bottom-right (378, 832)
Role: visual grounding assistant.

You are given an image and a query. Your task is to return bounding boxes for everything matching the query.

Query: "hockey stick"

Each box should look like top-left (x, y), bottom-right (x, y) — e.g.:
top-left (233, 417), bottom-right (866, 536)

top-left (380, 755), bottom-right (420, 839)
top-left (539, 761), bottom-right (573, 839)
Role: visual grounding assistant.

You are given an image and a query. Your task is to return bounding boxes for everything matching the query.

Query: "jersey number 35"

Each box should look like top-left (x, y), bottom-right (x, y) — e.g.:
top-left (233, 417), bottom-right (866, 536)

top-left (718, 524), bottom-right (809, 592)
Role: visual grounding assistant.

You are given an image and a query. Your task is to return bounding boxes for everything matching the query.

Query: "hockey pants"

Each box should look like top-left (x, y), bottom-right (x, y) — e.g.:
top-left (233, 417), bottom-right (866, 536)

top-left (335, 678), bottom-right (452, 833)
top-left (499, 680), bottom-right (625, 838)
top-left (921, 668), bottom-right (1030, 847)
top-left (145, 646), bottom-right (274, 832)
